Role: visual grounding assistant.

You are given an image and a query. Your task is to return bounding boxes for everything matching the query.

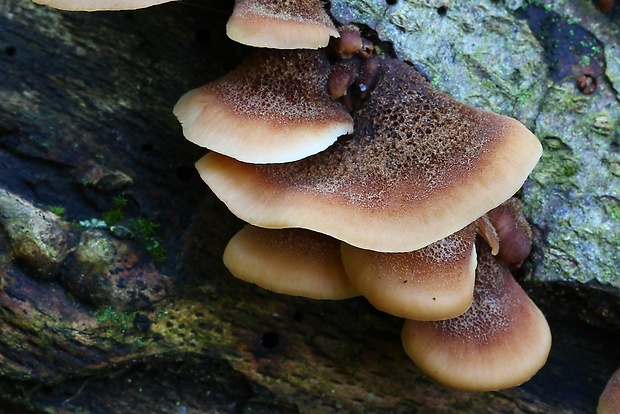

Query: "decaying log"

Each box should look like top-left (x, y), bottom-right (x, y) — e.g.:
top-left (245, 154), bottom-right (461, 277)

top-left (0, 0), bottom-right (619, 413)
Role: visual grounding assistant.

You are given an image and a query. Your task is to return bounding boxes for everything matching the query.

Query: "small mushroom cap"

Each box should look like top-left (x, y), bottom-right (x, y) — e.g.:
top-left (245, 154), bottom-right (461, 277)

top-left (401, 244), bottom-right (551, 391)
top-left (223, 225), bottom-right (358, 300)
top-left (33, 0), bottom-right (173, 11)
top-left (331, 25), bottom-right (364, 58)
top-left (486, 197), bottom-right (533, 266)
top-left (226, 0), bottom-right (339, 49)
top-left (174, 50), bottom-right (353, 164)
top-left (598, 367), bottom-right (620, 414)
top-left (197, 58), bottom-right (542, 252)
top-left (341, 224), bottom-right (477, 321)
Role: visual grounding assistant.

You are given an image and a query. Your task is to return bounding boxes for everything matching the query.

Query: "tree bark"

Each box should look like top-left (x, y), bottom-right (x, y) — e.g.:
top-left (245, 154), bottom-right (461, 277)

top-left (0, 1), bottom-right (618, 413)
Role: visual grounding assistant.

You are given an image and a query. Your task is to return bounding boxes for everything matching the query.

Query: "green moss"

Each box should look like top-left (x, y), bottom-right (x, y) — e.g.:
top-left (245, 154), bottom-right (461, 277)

top-left (134, 218), bottom-right (166, 263)
top-left (93, 305), bottom-right (132, 335)
top-left (605, 202), bottom-right (620, 222)
top-left (48, 205), bottom-right (65, 217)
top-left (102, 195), bottom-right (127, 226)
top-left (80, 195), bottom-right (166, 263)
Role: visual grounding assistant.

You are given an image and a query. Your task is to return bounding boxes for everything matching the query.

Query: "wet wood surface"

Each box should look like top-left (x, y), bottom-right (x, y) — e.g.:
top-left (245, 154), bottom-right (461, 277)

top-left (0, 1), bottom-right (619, 413)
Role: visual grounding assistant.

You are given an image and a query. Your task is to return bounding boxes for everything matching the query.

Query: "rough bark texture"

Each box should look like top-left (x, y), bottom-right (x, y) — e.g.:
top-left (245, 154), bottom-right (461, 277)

top-left (0, 0), bottom-right (619, 413)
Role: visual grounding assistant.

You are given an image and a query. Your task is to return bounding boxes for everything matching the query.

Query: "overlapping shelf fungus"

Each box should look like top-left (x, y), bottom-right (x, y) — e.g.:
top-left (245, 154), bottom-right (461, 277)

top-left (33, 0), bottom-right (550, 393)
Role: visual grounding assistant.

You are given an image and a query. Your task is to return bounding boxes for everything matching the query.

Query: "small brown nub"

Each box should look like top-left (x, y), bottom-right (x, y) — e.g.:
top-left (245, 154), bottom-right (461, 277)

top-left (485, 198), bottom-right (532, 266)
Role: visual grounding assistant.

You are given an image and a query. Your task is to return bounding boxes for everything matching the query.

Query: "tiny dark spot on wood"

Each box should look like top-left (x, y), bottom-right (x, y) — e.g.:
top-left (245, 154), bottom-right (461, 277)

top-left (437, 5), bottom-right (448, 16)
top-left (260, 331), bottom-right (279, 349)
top-left (133, 313), bottom-right (152, 333)
top-left (4, 46), bottom-right (16, 57)
top-left (3, 286), bottom-right (26, 302)
top-left (293, 311), bottom-right (304, 322)
top-left (386, 0), bottom-right (397, 5)
top-left (141, 143), bottom-right (153, 152)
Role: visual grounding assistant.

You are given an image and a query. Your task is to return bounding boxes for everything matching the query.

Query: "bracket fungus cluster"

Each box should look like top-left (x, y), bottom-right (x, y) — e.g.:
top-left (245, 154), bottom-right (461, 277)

top-left (175, 18), bottom-right (549, 389)
top-left (34, 0), bottom-right (551, 393)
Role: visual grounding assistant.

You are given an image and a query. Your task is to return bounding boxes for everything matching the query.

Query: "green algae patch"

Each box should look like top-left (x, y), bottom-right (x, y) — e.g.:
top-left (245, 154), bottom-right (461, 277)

top-left (524, 78), bottom-right (620, 288)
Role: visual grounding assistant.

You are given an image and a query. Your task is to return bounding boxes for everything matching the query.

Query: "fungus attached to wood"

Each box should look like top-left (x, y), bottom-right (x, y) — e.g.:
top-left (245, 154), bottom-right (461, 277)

top-left (223, 225), bottom-right (358, 300)
top-left (401, 244), bottom-right (551, 391)
top-left (33, 0), bottom-right (174, 11)
top-left (598, 367), bottom-right (620, 414)
top-left (197, 57), bottom-right (542, 253)
top-left (341, 223), bottom-right (477, 321)
top-left (485, 197), bottom-right (533, 266)
top-left (174, 49), bottom-right (353, 164)
top-left (226, 0), bottom-right (339, 49)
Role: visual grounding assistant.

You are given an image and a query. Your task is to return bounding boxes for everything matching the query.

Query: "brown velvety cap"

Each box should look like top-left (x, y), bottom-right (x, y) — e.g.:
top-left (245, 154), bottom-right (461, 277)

top-left (33, 0), bottom-right (173, 10)
top-left (401, 244), bottom-right (551, 391)
top-left (174, 50), bottom-right (353, 164)
top-left (598, 367), bottom-right (620, 414)
top-left (197, 58), bottom-right (542, 253)
top-left (226, 0), bottom-right (339, 49)
top-left (223, 225), bottom-right (358, 300)
top-left (341, 224), bottom-right (476, 321)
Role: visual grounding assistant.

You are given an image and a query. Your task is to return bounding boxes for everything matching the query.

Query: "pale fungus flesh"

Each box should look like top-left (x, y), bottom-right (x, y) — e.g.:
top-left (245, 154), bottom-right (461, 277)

top-left (223, 225), bottom-right (358, 300)
top-left (401, 244), bottom-right (552, 391)
top-left (341, 223), bottom-right (477, 321)
top-left (33, 0), bottom-right (174, 11)
top-left (476, 214), bottom-right (500, 256)
top-left (226, 0), bottom-right (339, 49)
top-left (174, 50), bottom-right (353, 164)
top-left (598, 367), bottom-right (620, 414)
top-left (197, 57), bottom-right (542, 253)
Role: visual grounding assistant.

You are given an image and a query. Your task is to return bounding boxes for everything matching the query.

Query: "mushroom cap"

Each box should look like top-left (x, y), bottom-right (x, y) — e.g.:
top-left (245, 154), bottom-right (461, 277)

top-left (226, 0), bottom-right (339, 49)
top-left (485, 197), bottom-right (533, 266)
top-left (196, 58), bottom-right (542, 253)
top-left (401, 244), bottom-right (551, 391)
top-left (331, 25), bottom-right (364, 59)
top-left (598, 367), bottom-right (620, 414)
top-left (174, 50), bottom-right (353, 164)
top-left (223, 225), bottom-right (358, 300)
top-left (33, 0), bottom-right (173, 11)
top-left (341, 223), bottom-right (477, 321)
